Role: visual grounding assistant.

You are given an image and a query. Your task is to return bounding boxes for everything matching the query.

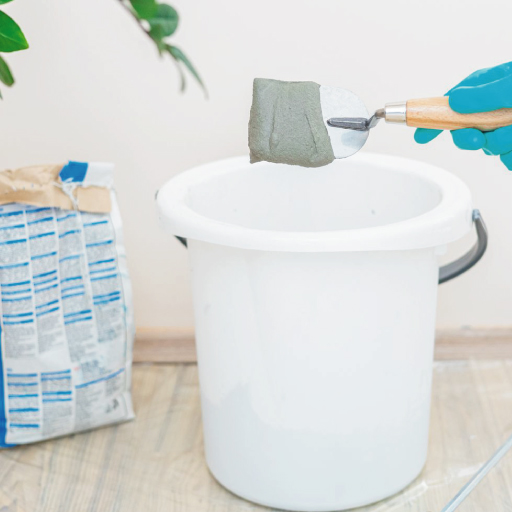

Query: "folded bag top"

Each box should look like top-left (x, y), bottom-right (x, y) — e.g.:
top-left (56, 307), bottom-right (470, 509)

top-left (0, 161), bottom-right (113, 213)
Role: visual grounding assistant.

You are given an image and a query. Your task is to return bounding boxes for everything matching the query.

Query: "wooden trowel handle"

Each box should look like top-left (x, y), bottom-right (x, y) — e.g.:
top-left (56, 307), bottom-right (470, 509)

top-left (405, 97), bottom-right (512, 132)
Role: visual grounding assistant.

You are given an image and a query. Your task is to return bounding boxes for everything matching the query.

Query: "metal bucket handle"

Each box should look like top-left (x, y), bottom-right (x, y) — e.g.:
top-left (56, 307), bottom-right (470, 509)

top-left (439, 209), bottom-right (487, 284)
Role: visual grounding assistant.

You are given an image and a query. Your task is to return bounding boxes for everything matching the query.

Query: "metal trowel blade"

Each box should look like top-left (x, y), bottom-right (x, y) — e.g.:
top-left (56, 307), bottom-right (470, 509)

top-left (319, 86), bottom-right (370, 159)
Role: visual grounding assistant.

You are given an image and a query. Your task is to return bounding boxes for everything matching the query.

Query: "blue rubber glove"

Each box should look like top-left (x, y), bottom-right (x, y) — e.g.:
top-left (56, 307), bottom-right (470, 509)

top-left (414, 62), bottom-right (512, 170)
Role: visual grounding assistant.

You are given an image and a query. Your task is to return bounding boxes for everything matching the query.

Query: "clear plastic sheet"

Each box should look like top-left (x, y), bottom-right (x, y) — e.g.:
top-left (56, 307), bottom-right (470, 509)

top-left (350, 361), bottom-right (512, 512)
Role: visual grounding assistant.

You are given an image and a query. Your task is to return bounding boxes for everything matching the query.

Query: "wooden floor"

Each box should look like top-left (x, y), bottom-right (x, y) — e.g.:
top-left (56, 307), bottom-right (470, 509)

top-left (1, 360), bottom-right (512, 511)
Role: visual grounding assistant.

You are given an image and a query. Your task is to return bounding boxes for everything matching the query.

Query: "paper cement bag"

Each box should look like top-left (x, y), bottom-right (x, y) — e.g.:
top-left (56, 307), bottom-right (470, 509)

top-left (0, 161), bottom-right (135, 446)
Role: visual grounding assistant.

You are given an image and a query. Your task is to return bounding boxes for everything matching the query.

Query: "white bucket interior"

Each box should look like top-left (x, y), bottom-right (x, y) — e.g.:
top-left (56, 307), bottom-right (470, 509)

top-left (158, 154), bottom-right (473, 252)
top-left (187, 161), bottom-right (442, 232)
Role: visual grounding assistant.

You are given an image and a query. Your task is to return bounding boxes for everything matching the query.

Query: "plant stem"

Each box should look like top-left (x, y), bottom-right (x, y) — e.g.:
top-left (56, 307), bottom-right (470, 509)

top-left (115, 0), bottom-right (155, 46)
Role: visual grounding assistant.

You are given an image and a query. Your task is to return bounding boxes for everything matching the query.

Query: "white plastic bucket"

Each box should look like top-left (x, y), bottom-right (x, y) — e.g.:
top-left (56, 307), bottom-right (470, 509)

top-left (157, 153), bottom-right (483, 511)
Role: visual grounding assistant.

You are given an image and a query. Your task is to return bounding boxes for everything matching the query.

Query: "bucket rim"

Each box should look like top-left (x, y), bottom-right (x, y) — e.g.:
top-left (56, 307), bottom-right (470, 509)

top-left (156, 152), bottom-right (473, 252)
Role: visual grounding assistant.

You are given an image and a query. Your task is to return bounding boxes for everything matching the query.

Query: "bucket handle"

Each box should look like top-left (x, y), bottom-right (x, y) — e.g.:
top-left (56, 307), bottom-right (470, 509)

top-left (439, 209), bottom-right (487, 284)
top-left (176, 236), bottom-right (188, 248)
top-left (174, 209), bottom-right (487, 285)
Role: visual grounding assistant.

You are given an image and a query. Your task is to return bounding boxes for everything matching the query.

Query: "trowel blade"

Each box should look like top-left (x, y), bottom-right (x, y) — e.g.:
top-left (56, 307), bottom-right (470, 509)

top-left (320, 86), bottom-right (370, 159)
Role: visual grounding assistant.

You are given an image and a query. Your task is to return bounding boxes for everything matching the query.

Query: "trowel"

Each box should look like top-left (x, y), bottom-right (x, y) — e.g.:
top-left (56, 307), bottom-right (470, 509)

top-left (248, 78), bottom-right (512, 167)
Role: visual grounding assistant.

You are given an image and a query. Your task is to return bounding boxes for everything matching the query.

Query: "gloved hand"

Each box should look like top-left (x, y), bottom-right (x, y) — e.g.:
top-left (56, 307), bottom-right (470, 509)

top-left (414, 61), bottom-right (512, 170)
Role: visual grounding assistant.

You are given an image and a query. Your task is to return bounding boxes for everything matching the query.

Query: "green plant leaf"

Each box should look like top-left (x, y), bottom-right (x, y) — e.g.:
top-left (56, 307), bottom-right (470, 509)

top-left (0, 87), bottom-right (3, 99)
top-left (166, 44), bottom-right (205, 95)
top-left (154, 38), bottom-right (166, 56)
top-left (0, 11), bottom-right (28, 52)
top-left (129, 0), bottom-right (157, 20)
top-left (171, 57), bottom-right (186, 92)
top-left (149, 4), bottom-right (179, 39)
top-left (0, 0), bottom-right (15, 5)
top-left (164, 45), bottom-right (185, 91)
top-left (0, 54), bottom-right (13, 85)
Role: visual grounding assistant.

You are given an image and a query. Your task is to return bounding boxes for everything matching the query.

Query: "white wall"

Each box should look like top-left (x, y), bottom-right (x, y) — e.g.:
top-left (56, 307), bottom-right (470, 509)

top-left (1, 0), bottom-right (512, 328)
